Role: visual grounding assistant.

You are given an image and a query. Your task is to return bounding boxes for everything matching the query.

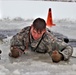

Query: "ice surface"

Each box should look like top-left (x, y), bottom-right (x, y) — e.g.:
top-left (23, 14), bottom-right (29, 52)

top-left (0, 20), bottom-right (76, 75)
top-left (0, 1), bottom-right (76, 75)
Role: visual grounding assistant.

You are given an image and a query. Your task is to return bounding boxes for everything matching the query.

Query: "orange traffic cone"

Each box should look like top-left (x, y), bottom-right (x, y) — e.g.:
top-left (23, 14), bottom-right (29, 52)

top-left (46, 8), bottom-right (55, 27)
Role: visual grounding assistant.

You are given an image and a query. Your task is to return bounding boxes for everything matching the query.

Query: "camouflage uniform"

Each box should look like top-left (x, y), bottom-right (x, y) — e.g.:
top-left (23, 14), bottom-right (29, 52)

top-left (10, 26), bottom-right (73, 60)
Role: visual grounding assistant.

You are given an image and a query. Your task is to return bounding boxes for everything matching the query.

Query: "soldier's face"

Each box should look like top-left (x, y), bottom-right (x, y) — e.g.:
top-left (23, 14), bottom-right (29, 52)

top-left (31, 26), bottom-right (45, 40)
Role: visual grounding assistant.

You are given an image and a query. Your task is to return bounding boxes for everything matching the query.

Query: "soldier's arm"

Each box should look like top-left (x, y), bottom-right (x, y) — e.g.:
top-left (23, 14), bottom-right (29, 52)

top-left (48, 36), bottom-right (73, 62)
top-left (56, 39), bottom-right (73, 61)
top-left (10, 28), bottom-right (26, 51)
top-left (51, 41), bottom-right (73, 62)
top-left (59, 45), bottom-right (73, 61)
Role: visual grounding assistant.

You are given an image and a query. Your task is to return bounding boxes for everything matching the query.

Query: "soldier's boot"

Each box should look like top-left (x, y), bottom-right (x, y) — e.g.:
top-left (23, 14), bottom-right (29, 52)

top-left (9, 47), bottom-right (20, 58)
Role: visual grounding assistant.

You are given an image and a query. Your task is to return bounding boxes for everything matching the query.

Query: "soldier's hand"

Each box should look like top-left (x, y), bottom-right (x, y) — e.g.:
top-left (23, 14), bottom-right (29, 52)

top-left (10, 46), bottom-right (22, 58)
top-left (51, 50), bottom-right (62, 63)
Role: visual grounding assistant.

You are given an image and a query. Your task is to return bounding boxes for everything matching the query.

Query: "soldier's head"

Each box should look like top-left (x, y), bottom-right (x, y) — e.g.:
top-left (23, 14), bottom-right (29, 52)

top-left (31, 18), bottom-right (46, 40)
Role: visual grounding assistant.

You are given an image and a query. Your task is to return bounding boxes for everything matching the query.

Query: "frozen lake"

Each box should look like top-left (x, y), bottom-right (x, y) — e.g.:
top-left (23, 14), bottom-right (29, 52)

top-left (0, 20), bottom-right (76, 75)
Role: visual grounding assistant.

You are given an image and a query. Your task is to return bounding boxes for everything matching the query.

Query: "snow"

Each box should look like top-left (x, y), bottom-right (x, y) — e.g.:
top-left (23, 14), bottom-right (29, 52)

top-left (0, 1), bottom-right (76, 75)
top-left (1, 1), bottom-right (76, 20)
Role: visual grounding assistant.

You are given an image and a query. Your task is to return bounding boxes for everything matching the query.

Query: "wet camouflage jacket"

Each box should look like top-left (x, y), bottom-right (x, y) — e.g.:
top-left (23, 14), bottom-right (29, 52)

top-left (10, 26), bottom-right (73, 60)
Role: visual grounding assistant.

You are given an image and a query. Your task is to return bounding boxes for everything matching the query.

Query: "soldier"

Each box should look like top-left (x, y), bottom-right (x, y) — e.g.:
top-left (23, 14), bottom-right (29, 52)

top-left (9, 18), bottom-right (73, 63)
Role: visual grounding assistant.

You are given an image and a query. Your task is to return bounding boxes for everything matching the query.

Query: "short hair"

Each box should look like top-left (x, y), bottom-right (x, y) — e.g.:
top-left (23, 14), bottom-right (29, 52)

top-left (32, 18), bottom-right (46, 32)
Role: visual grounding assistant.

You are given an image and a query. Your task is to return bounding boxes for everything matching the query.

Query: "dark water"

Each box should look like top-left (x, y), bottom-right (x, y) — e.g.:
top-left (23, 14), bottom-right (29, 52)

top-left (0, 29), bottom-right (20, 39)
top-left (53, 32), bottom-right (76, 47)
top-left (0, 29), bottom-right (76, 47)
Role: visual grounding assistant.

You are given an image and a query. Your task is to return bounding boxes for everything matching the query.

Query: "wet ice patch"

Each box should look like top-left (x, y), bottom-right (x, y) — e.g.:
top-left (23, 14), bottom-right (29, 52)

top-left (0, 65), bottom-right (9, 75)
top-left (13, 69), bottom-right (20, 75)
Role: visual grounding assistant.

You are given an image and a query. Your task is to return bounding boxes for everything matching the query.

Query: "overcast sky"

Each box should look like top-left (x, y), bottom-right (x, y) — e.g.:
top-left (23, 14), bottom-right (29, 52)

top-left (0, 1), bottom-right (76, 20)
